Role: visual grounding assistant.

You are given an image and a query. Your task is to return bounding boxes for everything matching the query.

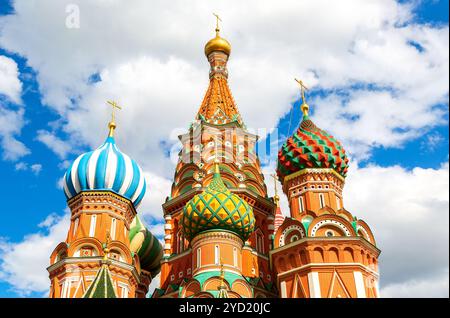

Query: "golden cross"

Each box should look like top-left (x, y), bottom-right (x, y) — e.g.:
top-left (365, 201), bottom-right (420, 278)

top-left (213, 13), bottom-right (222, 32)
top-left (107, 100), bottom-right (122, 124)
top-left (271, 173), bottom-right (280, 206)
top-left (295, 78), bottom-right (308, 102)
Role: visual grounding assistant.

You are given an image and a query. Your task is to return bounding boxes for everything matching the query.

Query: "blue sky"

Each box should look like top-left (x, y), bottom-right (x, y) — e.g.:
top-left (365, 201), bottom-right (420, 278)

top-left (0, 0), bottom-right (448, 298)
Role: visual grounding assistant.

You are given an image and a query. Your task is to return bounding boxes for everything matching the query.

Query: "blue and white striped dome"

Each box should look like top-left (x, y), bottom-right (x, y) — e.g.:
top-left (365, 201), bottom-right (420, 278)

top-left (63, 135), bottom-right (146, 207)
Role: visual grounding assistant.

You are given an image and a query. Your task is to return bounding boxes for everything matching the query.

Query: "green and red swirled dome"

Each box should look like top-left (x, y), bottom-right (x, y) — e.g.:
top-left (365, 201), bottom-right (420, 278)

top-left (277, 115), bottom-right (349, 181)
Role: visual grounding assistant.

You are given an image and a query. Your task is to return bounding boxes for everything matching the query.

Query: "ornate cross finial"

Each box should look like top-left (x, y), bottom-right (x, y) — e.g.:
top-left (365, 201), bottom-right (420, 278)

top-left (213, 13), bottom-right (222, 34)
top-left (271, 174), bottom-right (280, 206)
top-left (106, 100), bottom-right (122, 137)
top-left (295, 78), bottom-right (309, 117)
top-left (103, 230), bottom-right (111, 261)
top-left (219, 257), bottom-right (225, 287)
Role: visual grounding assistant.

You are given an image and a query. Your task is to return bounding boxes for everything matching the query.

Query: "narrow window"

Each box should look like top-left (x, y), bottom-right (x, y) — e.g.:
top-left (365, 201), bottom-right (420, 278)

top-left (256, 234), bottom-right (264, 254)
top-left (121, 285), bottom-right (129, 298)
top-left (336, 196), bottom-right (341, 210)
top-left (319, 194), bottom-right (325, 209)
top-left (110, 218), bottom-right (117, 240)
top-left (299, 196), bottom-right (305, 212)
top-left (89, 214), bottom-right (97, 237)
top-left (233, 247), bottom-right (238, 267)
top-left (72, 217), bottom-right (79, 237)
top-left (214, 245), bottom-right (220, 265)
top-left (197, 248), bottom-right (201, 268)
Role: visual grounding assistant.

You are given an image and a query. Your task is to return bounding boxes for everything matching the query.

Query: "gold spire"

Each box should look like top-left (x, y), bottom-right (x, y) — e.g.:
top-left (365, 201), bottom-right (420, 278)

top-left (271, 174), bottom-right (280, 206)
top-left (219, 258), bottom-right (226, 288)
top-left (295, 78), bottom-right (309, 117)
top-left (106, 100), bottom-right (122, 137)
top-left (103, 230), bottom-right (111, 260)
top-left (205, 13), bottom-right (231, 56)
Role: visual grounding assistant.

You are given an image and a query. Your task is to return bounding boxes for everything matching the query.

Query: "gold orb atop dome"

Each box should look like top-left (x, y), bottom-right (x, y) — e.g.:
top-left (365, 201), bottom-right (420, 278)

top-left (204, 33), bottom-right (231, 56)
top-left (204, 13), bottom-right (231, 56)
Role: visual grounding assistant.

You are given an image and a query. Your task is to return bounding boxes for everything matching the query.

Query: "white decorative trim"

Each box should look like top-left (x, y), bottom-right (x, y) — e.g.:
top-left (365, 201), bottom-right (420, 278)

top-left (280, 281), bottom-right (287, 298)
top-left (310, 219), bottom-right (351, 237)
top-left (278, 225), bottom-right (305, 247)
top-left (164, 224), bottom-right (172, 230)
top-left (277, 262), bottom-right (379, 278)
top-left (356, 226), bottom-right (371, 243)
top-left (307, 272), bottom-right (321, 298)
top-left (353, 271), bottom-right (366, 298)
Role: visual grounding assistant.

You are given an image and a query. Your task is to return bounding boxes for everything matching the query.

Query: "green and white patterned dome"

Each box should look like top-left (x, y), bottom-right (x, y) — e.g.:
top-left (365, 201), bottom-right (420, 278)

top-left (181, 164), bottom-right (255, 241)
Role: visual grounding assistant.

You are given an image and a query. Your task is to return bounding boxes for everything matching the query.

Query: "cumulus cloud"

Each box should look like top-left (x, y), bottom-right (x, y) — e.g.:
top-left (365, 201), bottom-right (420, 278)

top-left (0, 55), bottom-right (28, 161)
top-left (13, 161), bottom-right (43, 175)
top-left (0, 55), bottom-right (22, 104)
top-left (0, 107), bottom-right (30, 161)
top-left (36, 130), bottom-right (74, 159)
top-left (344, 162), bottom-right (449, 297)
top-left (0, 211), bottom-right (70, 296)
top-left (0, 0), bottom-right (447, 166)
top-left (138, 171), bottom-right (173, 221)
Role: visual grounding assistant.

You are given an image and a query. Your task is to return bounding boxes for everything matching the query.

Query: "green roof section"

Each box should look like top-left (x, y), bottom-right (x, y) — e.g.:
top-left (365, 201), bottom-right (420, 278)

top-left (129, 215), bottom-right (163, 276)
top-left (83, 263), bottom-right (117, 298)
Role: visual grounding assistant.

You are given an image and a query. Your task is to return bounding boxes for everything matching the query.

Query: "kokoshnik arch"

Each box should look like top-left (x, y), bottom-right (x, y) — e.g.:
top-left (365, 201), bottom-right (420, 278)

top-left (48, 16), bottom-right (380, 299)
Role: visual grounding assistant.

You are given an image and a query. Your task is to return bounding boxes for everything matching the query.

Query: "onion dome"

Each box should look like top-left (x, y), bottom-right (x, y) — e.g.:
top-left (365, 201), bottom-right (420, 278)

top-left (277, 80), bottom-right (349, 182)
top-left (182, 163), bottom-right (255, 241)
top-left (204, 14), bottom-right (231, 56)
top-left (63, 117), bottom-right (146, 207)
top-left (129, 216), bottom-right (163, 276)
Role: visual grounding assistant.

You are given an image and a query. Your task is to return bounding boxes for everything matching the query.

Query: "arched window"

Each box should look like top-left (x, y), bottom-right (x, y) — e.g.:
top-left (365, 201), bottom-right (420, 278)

top-left (109, 249), bottom-right (124, 262)
top-left (89, 214), bottom-right (97, 237)
top-left (336, 196), bottom-right (341, 210)
top-left (233, 247), bottom-right (238, 267)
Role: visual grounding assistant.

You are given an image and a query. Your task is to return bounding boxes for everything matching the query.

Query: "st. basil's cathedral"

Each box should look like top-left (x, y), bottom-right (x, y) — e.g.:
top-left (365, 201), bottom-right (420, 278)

top-left (47, 20), bottom-right (380, 299)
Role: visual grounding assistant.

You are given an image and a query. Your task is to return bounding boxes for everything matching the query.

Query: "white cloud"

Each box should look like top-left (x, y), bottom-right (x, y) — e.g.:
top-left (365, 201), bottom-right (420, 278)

top-left (138, 171), bottom-right (173, 221)
top-left (147, 274), bottom-right (161, 297)
top-left (0, 107), bottom-right (30, 161)
top-left (36, 130), bottom-right (74, 159)
top-left (0, 55), bottom-right (22, 104)
top-left (0, 0), bottom-right (447, 164)
top-left (13, 161), bottom-right (43, 174)
top-left (344, 162), bottom-right (449, 297)
top-left (30, 163), bottom-right (43, 175)
top-left (381, 269), bottom-right (449, 298)
top-left (0, 56), bottom-right (28, 161)
top-left (14, 161), bottom-right (27, 171)
top-left (0, 211), bottom-right (70, 296)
